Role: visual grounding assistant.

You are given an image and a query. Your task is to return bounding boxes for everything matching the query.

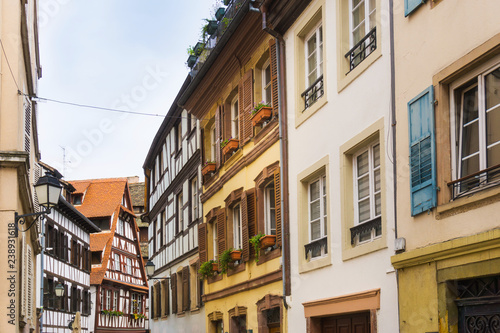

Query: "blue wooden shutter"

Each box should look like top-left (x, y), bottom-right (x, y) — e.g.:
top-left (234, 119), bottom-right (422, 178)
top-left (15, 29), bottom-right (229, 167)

top-left (405, 0), bottom-right (425, 17)
top-left (408, 85), bottom-right (436, 216)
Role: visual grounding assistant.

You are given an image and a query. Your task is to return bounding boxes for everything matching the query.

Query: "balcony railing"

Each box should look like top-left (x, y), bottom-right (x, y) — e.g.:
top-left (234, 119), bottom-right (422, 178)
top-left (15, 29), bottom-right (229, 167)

top-left (447, 163), bottom-right (500, 200)
top-left (304, 236), bottom-right (328, 259)
top-left (350, 216), bottom-right (381, 245)
top-left (301, 74), bottom-right (324, 111)
top-left (345, 27), bottom-right (377, 73)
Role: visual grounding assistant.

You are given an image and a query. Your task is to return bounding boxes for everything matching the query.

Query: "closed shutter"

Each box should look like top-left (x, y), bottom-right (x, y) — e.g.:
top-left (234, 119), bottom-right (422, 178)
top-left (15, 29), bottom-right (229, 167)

top-left (274, 170), bottom-right (282, 247)
top-left (182, 266), bottom-right (190, 312)
top-left (24, 101), bottom-right (31, 153)
top-left (63, 284), bottom-right (68, 311)
top-left (215, 105), bottom-right (222, 168)
top-left (198, 223), bottom-right (208, 263)
top-left (197, 261), bottom-right (203, 308)
top-left (171, 273), bottom-right (177, 314)
top-left (78, 288), bottom-right (82, 312)
top-left (269, 39), bottom-right (279, 116)
top-left (405, 0), bottom-right (424, 17)
top-left (239, 69), bottom-right (254, 143)
top-left (63, 235), bottom-right (68, 262)
top-left (241, 191), bottom-right (250, 261)
top-left (408, 86), bottom-right (437, 216)
top-left (150, 287), bottom-right (155, 318)
top-left (247, 189), bottom-right (256, 245)
top-left (164, 280), bottom-right (170, 315)
top-left (217, 209), bottom-right (226, 259)
top-left (224, 102), bottom-right (231, 140)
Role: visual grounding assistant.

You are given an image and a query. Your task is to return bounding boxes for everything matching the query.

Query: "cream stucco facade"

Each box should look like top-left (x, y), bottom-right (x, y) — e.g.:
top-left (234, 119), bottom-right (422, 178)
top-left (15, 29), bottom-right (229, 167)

top-left (284, 0), bottom-right (398, 332)
top-left (391, 1), bottom-right (500, 332)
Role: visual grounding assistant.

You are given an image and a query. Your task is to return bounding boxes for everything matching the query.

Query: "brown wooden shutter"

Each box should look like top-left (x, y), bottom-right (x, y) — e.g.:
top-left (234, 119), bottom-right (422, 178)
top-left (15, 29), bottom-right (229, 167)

top-left (224, 103), bottom-right (231, 140)
top-left (64, 284), bottom-right (68, 311)
top-left (150, 287), bottom-right (155, 318)
top-left (217, 209), bottom-right (226, 258)
top-left (215, 105), bottom-right (222, 168)
top-left (197, 261), bottom-right (203, 308)
top-left (164, 280), bottom-right (170, 315)
top-left (239, 69), bottom-right (254, 143)
top-left (241, 191), bottom-right (250, 261)
top-left (171, 273), bottom-right (177, 314)
top-left (269, 38), bottom-right (279, 116)
top-left (182, 266), bottom-right (190, 312)
top-left (198, 223), bottom-right (207, 263)
top-left (201, 128), bottom-right (205, 164)
top-left (274, 170), bottom-right (282, 247)
top-left (247, 189), bottom-right (256, 243)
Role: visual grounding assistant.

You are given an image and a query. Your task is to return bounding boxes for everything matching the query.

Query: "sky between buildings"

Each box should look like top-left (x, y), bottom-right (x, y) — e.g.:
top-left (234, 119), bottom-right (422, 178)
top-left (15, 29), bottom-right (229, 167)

top-left (37, 0), bottom-right (218, 181)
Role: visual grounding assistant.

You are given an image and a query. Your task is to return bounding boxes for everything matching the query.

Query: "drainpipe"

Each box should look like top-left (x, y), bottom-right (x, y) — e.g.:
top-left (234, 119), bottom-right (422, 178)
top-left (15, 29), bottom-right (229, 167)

top-left (260, 1), bottom-right (289, 311)
top-left (389, 0), bottom-right (401, 331)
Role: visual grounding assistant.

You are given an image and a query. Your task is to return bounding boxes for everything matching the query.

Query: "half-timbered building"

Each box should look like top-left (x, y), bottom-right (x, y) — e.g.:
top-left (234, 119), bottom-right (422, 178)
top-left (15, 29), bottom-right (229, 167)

top-left (143, 76), bottom-right (205, 332)
top-left (69, 178), bottom-right (149, 333)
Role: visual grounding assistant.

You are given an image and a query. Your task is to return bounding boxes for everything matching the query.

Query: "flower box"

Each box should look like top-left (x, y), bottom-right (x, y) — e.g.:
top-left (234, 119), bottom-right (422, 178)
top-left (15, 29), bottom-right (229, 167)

top-left (207, 20), bottom-right (218, 35)
top-left (221, 139), bottom-right (239, 155)
top-left (230, 250), bottom-right (242, 261)
top-left (187, 54), bottom-right (197, 68)
top-left (251, 106), bottom-right (272, 126)
top-left (202, 163), bottom-right (216, 176)
top-left (215, 8), bottom-right (226, 21)
top-left (260, 235), bottom-right (276, 249)
top-left (212, 262), bottom-right (219, 272)
top-left (194, 42), bottom-right (205, 56)
top-left (224, 0), bottom-right (231, 5)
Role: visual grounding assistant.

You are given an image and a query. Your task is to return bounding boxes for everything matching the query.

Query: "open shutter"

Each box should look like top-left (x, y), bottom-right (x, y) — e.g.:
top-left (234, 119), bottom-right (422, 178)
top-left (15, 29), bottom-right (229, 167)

top-left (150, 287), bottom-right (155, 318)
top-left (197, 261), bottom-right (203, 308)
top-left (241, 191), bottom-right (250, 261)
top-left (198, 223), bottom-right (208, 263)
top-left (408, 85), bottom-right (437, 216)
top-left (171, 273), bottom-right (177, 314)
top-left (269, 39), bottom-right (279, 116)
top-left (247, 189), bottom-right (256, 243)
top-left (405, 0), bottom-right (424, 17)
top-left (274, 170), bottom-right (282, 247)
top-left (164, 280), bottom-right (170, 315)
top-left (217, 209), bottom-right (226, 258)
top-left (239, 69), bottom-right (254, 143)
top-left (224, 102), bottom-right (231, 140)
top-left (182, 266), bottom-right (190, 312)
top-left (215, 105), bottom-right (222, 168)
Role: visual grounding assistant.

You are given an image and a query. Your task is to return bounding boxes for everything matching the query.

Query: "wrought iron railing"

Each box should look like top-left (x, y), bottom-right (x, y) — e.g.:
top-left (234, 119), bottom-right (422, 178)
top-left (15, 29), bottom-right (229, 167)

top-left (301, 74), bottom-right (324, 111)
top-left (447, 163), bottom-right (500, 200)
top-left (304, 236), bottom-right (327, 259)
top-left (350, 216), bottom-right (381, 245)
top-left (345, 27), bottom-right (376, 73)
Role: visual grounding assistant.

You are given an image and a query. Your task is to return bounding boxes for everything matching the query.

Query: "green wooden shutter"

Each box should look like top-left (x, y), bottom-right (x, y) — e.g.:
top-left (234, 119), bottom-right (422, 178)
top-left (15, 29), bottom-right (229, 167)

top-left (405, 0), bottom-right (425, 17)
top-left (408, 85), bottom-right (437, 216)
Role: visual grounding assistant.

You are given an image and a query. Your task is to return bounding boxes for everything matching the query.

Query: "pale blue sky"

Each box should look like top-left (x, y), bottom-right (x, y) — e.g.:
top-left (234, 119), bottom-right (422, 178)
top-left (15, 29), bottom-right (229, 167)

top-left (38, 0), bottom-right (218, 181)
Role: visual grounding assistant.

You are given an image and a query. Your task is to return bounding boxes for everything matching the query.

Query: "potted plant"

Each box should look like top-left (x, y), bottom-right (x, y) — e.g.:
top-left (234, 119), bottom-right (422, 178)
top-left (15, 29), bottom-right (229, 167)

top-left (187, 54), bottom-right (197, 68)
top-left (194, 42), bottom-right (205, 56)
top-left (224, 0), bottom-right (231, 5)
top-left (230, 249), bottom-right (242, 261)
top-left (206, 20), bottom-right (218, 35)
top-left (202, 161), bottom-right (216, 175)
top-left (219, 249), bottom-right (232, 274)
top-left (251, 101), bottom-right (272, 126)
top-left (249, 232), bottom-right (265, 262)
top-left (215, 7), bottom-right (225, 21)
top-left (101, 309), bottom-right (111, 316)
top-left (199, 259), bottom-right (217, 279)
top-left (260, 235), bottom-right (277, 249)
top-left (221, 138), bottom-right (239, 155)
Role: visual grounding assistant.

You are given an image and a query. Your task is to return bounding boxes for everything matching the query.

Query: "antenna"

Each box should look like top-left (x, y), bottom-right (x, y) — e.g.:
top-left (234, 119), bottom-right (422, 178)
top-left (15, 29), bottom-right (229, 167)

top-left (60, 146), bottom-right (67, 177)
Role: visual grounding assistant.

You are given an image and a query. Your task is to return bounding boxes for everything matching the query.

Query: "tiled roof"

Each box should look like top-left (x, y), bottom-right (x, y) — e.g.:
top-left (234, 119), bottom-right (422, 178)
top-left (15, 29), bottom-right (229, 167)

top-left (90, 231), bottom-right (112, 252)
top-left (129, 182), bottom-right (145, 208)
top-left (70, 178), bottom-right (127, 218)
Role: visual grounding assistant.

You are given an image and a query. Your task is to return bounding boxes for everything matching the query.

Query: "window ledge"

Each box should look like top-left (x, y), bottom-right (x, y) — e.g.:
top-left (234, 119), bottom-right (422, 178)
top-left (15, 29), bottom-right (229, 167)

top-left (295, 95), bottom-right (328, 128)
top-left (437, 185), bottom-right (500, 219)
top-left (342, 236), bottom-right (386, 261)
top-left (224, 148), bottom-right (243, 171)
top-left (190, 307), bottom-right (201, 314)
top-left (177, 311), bottom-right (186, 318)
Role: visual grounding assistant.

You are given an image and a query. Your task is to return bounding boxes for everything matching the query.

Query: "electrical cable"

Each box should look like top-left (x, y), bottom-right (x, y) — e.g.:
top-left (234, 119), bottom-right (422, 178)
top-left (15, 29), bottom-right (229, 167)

top-left (0, 38), bottom-right (21, 92)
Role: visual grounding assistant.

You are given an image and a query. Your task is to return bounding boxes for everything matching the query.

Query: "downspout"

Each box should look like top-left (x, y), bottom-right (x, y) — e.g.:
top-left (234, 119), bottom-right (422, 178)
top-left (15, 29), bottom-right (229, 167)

top-left (389, 0), bottom-right (401, 331)
top-left (260, 1), bottom-right (289, 311)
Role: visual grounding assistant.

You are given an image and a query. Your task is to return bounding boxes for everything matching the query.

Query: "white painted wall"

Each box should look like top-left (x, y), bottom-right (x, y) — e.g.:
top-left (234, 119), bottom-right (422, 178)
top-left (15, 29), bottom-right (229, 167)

top-left (284, 0), bottom-right (398, 331)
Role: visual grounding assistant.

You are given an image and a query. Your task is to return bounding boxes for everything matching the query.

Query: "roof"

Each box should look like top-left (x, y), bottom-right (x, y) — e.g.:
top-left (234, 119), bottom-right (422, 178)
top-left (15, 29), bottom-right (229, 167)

top-left (57, 196), bottom-right (101, 233)
top-left (69, 178), bottom-right (128, 218)
top-left (129, 182), bottom-right (145, 208)
top-left (90, 231), bottom-right (112, 252)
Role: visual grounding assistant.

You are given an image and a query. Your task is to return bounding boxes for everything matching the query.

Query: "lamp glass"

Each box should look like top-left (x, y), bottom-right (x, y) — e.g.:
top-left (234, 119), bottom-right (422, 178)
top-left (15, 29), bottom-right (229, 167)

top-left (55, 282), bottom-right (64, 297)
top-left (34, 174), bottom-right (62, 208)
top-left (145, 260), bottom-right (155, 277)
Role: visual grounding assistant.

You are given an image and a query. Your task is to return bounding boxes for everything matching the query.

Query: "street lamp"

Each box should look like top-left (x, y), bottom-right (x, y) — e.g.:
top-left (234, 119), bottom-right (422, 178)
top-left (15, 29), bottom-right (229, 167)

top-left (55, 282), bottom-right (65, 298)
top-left (14, 172), bottom-right (62, 236)
top-left (145, 260), bottom-right (170, 280)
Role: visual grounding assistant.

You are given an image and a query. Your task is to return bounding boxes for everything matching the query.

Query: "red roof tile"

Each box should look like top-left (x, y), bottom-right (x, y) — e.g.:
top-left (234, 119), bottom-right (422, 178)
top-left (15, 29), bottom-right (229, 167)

top-left (90, 231), bottom-right (112, 252)
top-left (70, 178), bottom-right (127, 218)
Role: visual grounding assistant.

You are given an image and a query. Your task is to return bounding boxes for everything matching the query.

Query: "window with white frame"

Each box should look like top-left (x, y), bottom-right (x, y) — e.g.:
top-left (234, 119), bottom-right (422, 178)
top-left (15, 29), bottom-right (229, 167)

top-left (303, 22), bottom-right (324, 110)
top-left (308, 174), bottom-right (327, 258)
top-left (106, 290), bottom-right (112, 310)
top-left (233, 204), bottom-right (242, 249)
top-left (126, 258), bottom-right (132, 275)
top-left (211, 124), bottom-right (217, 161)
top-left (192, 177), bottom-right (198, 220)
top-left (452, 62), bottom-right (500, 194)
top-left (349, 0), bottom-right (376, 47)
top-left (262, 59), bottom-right (272, 105)
top-left (178, 193), bottom-right (184, 231)
top-left (117, 220), bottom-right (124, 236)
top-left (264, 181), bottom-right (276, 236)
top-left (114, 253), bottom-right (120, 271)
top-left (353, 142), bottom-right (381, 243)
top-left (231, 95), bottom-right (239, 139)
top-left (113, 291), bottom-right (118, 311)
top-left (213, 221), bottom-right (218, 260)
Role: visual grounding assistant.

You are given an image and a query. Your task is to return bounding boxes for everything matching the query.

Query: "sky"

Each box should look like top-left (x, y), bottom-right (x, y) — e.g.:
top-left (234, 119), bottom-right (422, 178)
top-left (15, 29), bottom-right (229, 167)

top-left (37, 0), bottom-right (219, 181)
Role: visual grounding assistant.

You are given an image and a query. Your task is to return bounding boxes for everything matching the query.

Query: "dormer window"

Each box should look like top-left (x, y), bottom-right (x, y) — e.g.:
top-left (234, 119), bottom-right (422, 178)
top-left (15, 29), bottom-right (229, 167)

top-left (73, 194), bottom-right (83, 205)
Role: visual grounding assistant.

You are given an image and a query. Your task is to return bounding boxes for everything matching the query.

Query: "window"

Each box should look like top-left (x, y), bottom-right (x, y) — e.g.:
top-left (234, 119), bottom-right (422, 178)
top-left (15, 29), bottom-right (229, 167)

top-left (114, 253), bottom-right (120, 271)
top-left (262, 60), bottom-right (272, 104)
top-left (211, 124), bottom-right (217, 162)
top-left (307, 175), bottom-right (327, 259)
top-left (117, 220), bottom-right (124, 235)
top-left (264, 181), bottom-right (276, 236)
top-left (452, 64), bottom-right (500, 196)
top-left (303, 22), bottom-right (324, 110)
top-left (106, 290), bottom-right (112, 311)
top-left (113, 291), bottom-right (118, 311)
top-left (349, 0), bottom-right (375, 48)
top-left (231, 95), bottom-right (239, 139)
top-left (177, 193), bottom-right (184, 233)
top-left (213, 221), bottom-right (218, 260)
top-left (73, 194), bottom-right (82, 205)
top-left (192, 177), bottom-right (198, 220)
top-left (127, 257), bottom-right (132, 275)
top-left (353, 142), bottom-right (381, 243)
top-left (233, 204), bottom-right (242, 249)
